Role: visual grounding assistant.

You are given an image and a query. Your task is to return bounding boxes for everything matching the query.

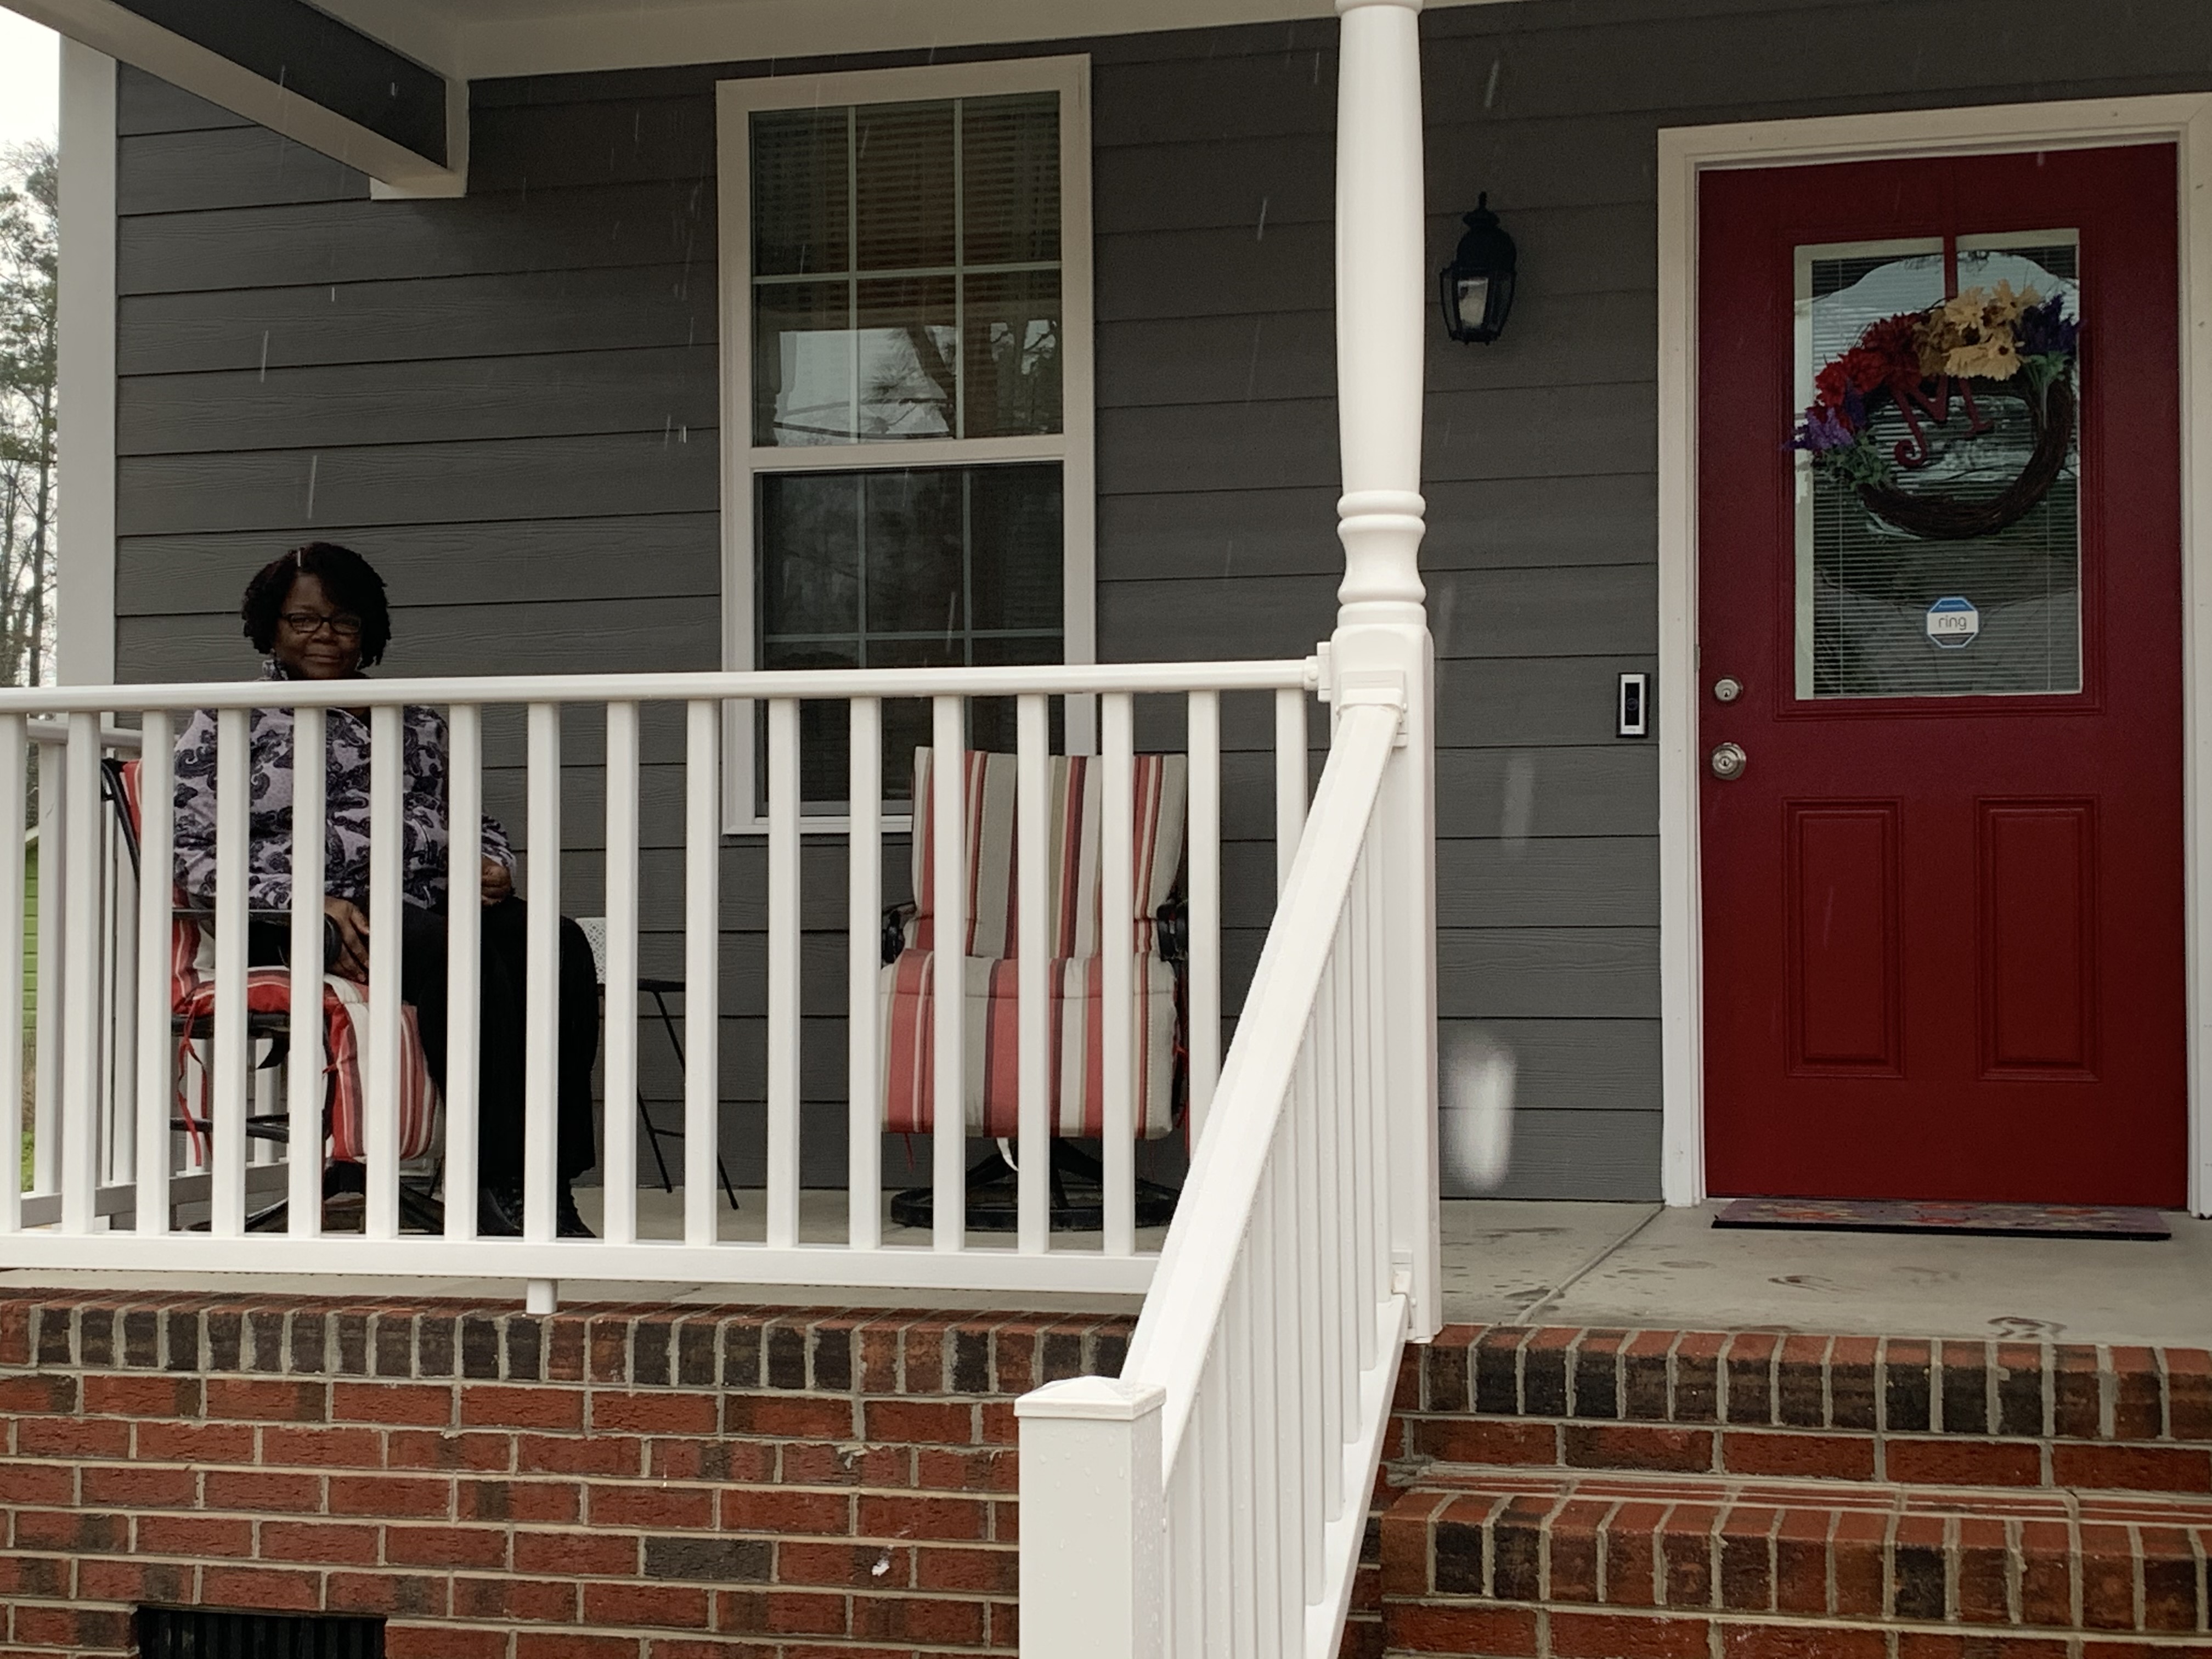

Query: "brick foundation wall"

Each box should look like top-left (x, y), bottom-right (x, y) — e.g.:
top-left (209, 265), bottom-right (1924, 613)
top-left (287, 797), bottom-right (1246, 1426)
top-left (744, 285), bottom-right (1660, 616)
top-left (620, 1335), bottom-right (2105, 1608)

top-left (0, 1294), bottom-right (1133, 1658)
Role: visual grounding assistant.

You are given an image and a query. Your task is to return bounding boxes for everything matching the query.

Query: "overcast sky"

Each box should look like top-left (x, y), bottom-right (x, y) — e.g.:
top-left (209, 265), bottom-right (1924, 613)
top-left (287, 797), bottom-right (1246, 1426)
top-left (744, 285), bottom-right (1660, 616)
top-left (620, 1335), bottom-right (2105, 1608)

top-left (0, 12), bottom-right (60, 155)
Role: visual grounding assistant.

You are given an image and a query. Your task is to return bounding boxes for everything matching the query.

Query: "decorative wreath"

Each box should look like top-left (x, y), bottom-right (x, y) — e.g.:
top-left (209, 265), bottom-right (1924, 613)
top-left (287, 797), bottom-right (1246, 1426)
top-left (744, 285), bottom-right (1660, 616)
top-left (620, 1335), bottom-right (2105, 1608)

top-left (1787, 283), bottom-right (2080, 540)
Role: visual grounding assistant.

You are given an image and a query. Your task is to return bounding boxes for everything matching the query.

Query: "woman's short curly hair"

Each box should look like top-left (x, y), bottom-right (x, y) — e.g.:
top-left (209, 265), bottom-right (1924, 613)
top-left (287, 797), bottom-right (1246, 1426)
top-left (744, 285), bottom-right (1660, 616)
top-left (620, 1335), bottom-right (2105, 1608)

top-left (241, 543), bottom-right (393, 668)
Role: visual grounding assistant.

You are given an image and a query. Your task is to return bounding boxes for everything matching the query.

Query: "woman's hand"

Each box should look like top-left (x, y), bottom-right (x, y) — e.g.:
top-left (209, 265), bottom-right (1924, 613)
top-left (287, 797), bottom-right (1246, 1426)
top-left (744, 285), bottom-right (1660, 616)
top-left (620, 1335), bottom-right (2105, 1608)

top-left (323, 896), bottom-right (371, 981)
top-left (481, 856), bottom-right (514, 908)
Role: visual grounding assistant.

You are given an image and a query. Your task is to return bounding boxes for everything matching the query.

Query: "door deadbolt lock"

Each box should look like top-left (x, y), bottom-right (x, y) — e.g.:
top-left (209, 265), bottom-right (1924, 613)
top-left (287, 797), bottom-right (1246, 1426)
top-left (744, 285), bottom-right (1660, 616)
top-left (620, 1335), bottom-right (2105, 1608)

top-left (1712, 677), bottom-right (1742, 703)
top-left (1709, 742), bottom-right (1748, 781)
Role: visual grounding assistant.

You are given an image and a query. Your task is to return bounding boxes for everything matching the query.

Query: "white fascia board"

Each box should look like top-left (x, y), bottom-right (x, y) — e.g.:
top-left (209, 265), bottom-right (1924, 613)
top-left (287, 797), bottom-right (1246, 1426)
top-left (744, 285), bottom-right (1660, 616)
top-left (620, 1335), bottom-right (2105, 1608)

top-left (54, 38), bottom-right (115, 689)
top-left (455, 0), bottom-right (1519, 80)
top-left (3, 0), bottom-right (464, 193)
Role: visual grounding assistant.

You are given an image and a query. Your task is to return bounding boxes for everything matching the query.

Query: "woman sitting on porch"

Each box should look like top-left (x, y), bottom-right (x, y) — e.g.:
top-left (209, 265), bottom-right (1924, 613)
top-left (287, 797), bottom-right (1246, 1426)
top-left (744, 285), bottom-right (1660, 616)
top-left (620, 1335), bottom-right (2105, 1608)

top-left (170, 542), bottom-right (601, 1238)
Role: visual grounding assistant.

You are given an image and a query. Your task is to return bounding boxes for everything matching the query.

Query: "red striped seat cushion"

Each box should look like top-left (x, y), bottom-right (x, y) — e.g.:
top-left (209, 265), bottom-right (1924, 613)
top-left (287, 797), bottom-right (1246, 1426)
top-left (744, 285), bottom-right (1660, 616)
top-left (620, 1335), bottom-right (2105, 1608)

top-left (879, 949), bottom-right (1179, 1138)
top-left (885, 748), bottom-right (1187, 1139)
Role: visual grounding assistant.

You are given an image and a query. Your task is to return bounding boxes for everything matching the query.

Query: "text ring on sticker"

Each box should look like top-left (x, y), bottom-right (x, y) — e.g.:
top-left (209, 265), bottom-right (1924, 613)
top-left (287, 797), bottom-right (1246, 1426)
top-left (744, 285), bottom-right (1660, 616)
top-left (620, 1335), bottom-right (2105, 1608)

top-left (1926, 596), bottom-right (1979, 650)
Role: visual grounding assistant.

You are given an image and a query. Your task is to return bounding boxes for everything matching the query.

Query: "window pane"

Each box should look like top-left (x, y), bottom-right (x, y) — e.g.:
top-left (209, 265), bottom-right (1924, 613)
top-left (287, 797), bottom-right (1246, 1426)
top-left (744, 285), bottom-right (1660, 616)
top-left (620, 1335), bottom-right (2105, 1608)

top-left (969, 633), bottom-right (1063, 758)
top-left (755, 462), bottom-right (1065, 809)
top-left (754, 280), bottom-right (853, 445)
top-left (856, 100), bottom-right (956, 270)
top-left (1795, 236), bottom-right (2083, 699)
top-left (855, 276), bottom-right (957, 438)
top-left (752, 109), bottom-right (850, 276)
top-left (962, 94), bottom-right (1059, 265)
top-left (962, 270), bottom-right (1062, 438)
top-left (969, 464), bottom-right (1063, 630)
top-left (864, 470), bottom-right (965, 635)
top-left (758, 473), bottom-right (861, 638)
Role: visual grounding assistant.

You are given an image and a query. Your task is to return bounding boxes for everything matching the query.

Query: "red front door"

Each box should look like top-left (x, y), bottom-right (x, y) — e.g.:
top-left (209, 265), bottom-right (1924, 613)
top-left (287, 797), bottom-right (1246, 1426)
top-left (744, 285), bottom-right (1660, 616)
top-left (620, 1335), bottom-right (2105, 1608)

top-left (1699, 144), bottom-right (2186, 1206)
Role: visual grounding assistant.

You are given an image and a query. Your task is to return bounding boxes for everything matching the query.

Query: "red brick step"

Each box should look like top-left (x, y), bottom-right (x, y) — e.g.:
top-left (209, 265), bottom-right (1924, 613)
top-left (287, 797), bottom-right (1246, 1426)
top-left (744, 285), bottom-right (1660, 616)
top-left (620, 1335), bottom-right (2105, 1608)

top-left (1339, 1327), bottom-right (2212, 1658)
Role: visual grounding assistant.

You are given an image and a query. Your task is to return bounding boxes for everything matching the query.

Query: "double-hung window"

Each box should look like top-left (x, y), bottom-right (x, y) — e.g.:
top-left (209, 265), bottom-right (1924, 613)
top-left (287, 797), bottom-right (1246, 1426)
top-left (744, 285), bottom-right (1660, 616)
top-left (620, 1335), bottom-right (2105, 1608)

top-left (717, 58), bottom-right (1093, 824)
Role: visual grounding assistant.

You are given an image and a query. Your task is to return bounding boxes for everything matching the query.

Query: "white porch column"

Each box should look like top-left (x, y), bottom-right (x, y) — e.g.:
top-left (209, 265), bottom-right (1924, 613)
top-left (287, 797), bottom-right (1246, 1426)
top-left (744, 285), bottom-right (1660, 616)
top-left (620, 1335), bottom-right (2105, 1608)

top-left (1331, 0), bottom-right (1441, 1339)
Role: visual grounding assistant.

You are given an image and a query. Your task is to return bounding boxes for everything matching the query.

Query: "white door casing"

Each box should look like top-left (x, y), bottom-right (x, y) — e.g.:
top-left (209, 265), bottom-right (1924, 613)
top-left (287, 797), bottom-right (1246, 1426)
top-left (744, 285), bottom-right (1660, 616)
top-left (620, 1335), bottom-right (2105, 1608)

top-left (1656, 94), bottom-right (2212, 1217)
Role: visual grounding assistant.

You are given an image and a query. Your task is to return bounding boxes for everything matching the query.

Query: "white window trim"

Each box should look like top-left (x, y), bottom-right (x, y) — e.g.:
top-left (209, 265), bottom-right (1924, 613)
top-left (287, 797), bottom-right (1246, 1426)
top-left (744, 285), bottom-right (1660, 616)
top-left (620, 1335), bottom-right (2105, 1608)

top-left (713, 54), bottom-right (1096, 834)
top-left (1656, 93), bottom-right (2212, 1217)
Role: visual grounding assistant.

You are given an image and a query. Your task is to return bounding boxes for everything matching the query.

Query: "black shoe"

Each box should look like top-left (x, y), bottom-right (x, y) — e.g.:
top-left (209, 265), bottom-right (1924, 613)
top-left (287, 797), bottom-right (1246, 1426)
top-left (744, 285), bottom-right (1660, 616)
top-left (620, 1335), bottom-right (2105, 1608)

top-left (478, 1177), bottom-right (524, 1238)
top-left (556, 1183), bottom-right (595, 1239)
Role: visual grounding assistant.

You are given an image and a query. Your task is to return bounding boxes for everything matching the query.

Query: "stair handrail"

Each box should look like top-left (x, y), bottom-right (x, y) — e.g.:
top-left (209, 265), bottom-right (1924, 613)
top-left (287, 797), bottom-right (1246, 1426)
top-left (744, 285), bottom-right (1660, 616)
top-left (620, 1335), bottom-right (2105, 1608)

top-left (1018, 697), bottom-right (1409, 1659)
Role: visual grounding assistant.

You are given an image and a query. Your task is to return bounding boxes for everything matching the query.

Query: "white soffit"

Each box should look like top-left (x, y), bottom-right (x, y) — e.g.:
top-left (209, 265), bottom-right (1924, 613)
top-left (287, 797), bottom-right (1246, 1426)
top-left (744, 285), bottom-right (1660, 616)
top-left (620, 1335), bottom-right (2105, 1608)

top-left (321, 0), bottom-right (1520, 81)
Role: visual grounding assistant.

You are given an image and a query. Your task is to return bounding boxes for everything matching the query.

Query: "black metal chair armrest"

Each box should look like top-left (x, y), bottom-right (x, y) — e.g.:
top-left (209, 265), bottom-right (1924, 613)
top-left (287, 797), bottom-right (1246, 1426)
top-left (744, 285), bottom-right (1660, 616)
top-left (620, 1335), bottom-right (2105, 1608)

top-left (1156, 898), bottom-right (1189, 968)
top-left (882, 901), bottom-right (916, 967)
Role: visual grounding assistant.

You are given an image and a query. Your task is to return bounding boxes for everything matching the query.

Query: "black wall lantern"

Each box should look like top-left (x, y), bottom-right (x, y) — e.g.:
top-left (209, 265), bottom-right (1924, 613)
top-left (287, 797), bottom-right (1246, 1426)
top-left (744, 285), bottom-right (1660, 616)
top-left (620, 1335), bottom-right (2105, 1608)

top-left (1439, 194), bottom-right (1517, 345)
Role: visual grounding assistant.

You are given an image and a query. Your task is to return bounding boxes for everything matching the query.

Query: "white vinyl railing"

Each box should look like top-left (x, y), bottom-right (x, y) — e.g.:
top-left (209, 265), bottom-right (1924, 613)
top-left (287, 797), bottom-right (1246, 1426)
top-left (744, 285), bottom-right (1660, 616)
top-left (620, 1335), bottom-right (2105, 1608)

top-left (0, 660), bottom-right (1317, 1300)
top-left (1017, 695), bottom-right (1423, 1659)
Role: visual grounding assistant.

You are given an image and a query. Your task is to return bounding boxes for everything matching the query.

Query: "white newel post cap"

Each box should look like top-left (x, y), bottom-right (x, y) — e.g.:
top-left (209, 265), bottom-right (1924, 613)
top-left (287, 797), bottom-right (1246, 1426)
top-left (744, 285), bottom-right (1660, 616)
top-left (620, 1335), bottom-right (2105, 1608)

top-left (1015, 1374), bottom-right (1167, 1422)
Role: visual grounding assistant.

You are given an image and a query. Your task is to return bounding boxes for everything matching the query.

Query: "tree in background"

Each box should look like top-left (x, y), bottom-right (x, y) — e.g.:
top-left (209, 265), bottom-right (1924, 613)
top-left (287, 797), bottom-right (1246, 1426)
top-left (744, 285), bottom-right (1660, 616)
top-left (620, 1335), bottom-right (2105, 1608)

top-left (0, 140), bottom-right (58, 690)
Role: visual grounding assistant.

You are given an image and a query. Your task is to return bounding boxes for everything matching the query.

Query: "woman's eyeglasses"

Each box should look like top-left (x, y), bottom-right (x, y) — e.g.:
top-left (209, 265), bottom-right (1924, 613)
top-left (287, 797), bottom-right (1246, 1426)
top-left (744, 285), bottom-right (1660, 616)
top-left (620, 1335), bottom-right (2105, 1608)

top-left (280, 612), bottom-right (364, 641)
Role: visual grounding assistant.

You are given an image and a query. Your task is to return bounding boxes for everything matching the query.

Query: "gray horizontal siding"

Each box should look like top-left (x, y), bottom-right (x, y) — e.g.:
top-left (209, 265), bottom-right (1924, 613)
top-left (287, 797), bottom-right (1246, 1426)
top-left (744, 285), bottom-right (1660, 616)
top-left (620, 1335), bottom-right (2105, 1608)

top-left (114, 0), bottom-right (2212, 1203)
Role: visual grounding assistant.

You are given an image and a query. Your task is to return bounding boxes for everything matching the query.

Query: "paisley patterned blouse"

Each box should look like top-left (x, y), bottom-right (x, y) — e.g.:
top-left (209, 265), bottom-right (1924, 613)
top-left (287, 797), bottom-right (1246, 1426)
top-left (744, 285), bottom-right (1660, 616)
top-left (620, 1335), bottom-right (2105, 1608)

top-left (172, 661), bottom-right (516, 913)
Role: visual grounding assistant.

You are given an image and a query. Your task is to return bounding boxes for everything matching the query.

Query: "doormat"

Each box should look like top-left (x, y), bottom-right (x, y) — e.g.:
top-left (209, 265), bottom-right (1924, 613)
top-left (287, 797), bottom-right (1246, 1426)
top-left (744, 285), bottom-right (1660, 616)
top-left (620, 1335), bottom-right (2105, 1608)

top-left (1713, 1197), bottom-right (2171, 1240)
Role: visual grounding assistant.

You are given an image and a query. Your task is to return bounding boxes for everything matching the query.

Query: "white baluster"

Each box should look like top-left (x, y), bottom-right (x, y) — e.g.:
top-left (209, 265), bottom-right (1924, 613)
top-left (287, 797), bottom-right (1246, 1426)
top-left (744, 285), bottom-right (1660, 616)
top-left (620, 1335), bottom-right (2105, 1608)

top-left (1314, 958), bottom-right (1345, 1520)
top-left (1274, 689), bottom-right (1307, 895)
top-left (0, 716), bottom-right (22, 1232)
top-left (765, 697), bottom-right (800, 1250)
top-left (522, 701), bottom-right (561, 1243)
top-left (684, 699), bottom-right (721, 1246)
top-left (1186, 691), bottom-right (1221, 1135)
top-left (1245, 1187), bottom-right (1284, 1651)
top-left (1100, 692), bottom-right (1135, 1255)
top-left (1329, 943), bottom-right (1361, 1481)
top-left (1267, 1151), bottom-right (1308, 1631)
top-left (1015, 695), bottom-right (1049, 1253)
top-left (210, 707), bottom-right (250, 1237)
top-left (1223, 1268), bottom-right (1258, 1659)
top-left (1199, 1351), bottom-right (1234, 1658)
top-left (1167, 1418), bottom-right (1205, 1656)
top-left (288, 706), bottom-right (325, 1237)
top-left (31, 737), bottom-right (60, 1194)
top-left (134, 712), bottom-right (172, 1237)
top-left (366, 703), bottom-right (404, 1239)
top-left (1357, 851), bottom-right (1390, 1337)
top-left (929, 695), bottom-right (964, 1252)
top-left (1292, 1039), bottom-right (1326, 1598)
top-left (104, 789), bottom-right (134, 1190)
top-left (445, 704), bottom-right (482, 1240)
top-left (847, 697), bottom-right (883, 1250)
top-left (600, 701), bottom-right (639, 1246)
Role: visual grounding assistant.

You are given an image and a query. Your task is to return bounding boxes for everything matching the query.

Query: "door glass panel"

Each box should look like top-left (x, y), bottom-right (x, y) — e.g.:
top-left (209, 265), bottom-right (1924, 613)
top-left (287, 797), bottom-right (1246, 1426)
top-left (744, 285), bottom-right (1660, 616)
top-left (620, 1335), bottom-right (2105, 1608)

top-left (1793, 234), bottom-right (2083, 699)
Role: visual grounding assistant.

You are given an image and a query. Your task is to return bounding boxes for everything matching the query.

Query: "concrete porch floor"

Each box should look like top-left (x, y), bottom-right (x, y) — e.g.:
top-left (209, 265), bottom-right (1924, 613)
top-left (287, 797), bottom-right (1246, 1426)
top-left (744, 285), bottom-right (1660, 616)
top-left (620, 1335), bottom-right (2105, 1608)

top-left (2, 1196), bottom-right (2208, 1347)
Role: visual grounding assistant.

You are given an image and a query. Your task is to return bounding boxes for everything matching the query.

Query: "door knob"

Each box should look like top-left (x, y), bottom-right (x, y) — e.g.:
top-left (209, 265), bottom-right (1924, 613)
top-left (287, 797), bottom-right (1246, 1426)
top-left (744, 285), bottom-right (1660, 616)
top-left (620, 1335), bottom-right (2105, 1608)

top-left (1709, 742), bottom-right (1748, 781)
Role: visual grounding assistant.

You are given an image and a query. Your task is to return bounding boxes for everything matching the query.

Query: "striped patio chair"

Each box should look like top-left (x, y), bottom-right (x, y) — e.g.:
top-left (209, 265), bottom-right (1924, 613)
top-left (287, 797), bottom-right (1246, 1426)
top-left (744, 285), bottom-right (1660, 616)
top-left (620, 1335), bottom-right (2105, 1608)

top-left (109, 759), bottom-right (441, 1231)
top-left (878, 747), bottom-right (1187, 1229)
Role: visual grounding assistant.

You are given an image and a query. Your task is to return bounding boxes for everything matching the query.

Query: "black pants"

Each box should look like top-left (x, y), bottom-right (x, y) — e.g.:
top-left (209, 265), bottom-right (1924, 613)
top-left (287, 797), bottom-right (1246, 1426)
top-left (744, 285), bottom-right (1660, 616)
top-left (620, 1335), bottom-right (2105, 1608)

top-left (253, 898), bottom-right (600, 1185)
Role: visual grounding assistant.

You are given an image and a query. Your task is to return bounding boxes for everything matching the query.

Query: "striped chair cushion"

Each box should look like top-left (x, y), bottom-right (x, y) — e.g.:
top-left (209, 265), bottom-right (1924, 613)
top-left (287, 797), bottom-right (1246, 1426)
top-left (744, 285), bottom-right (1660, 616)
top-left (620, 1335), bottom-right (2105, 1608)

top-left (879, 951), bottom-right (1178, 1138)
top-left (905, 748), bottom-right (1188, 957)
top-left (120, 760), bottom-right (438, 1164)
top-left (883, 748), bottom-right (1187, 1139)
